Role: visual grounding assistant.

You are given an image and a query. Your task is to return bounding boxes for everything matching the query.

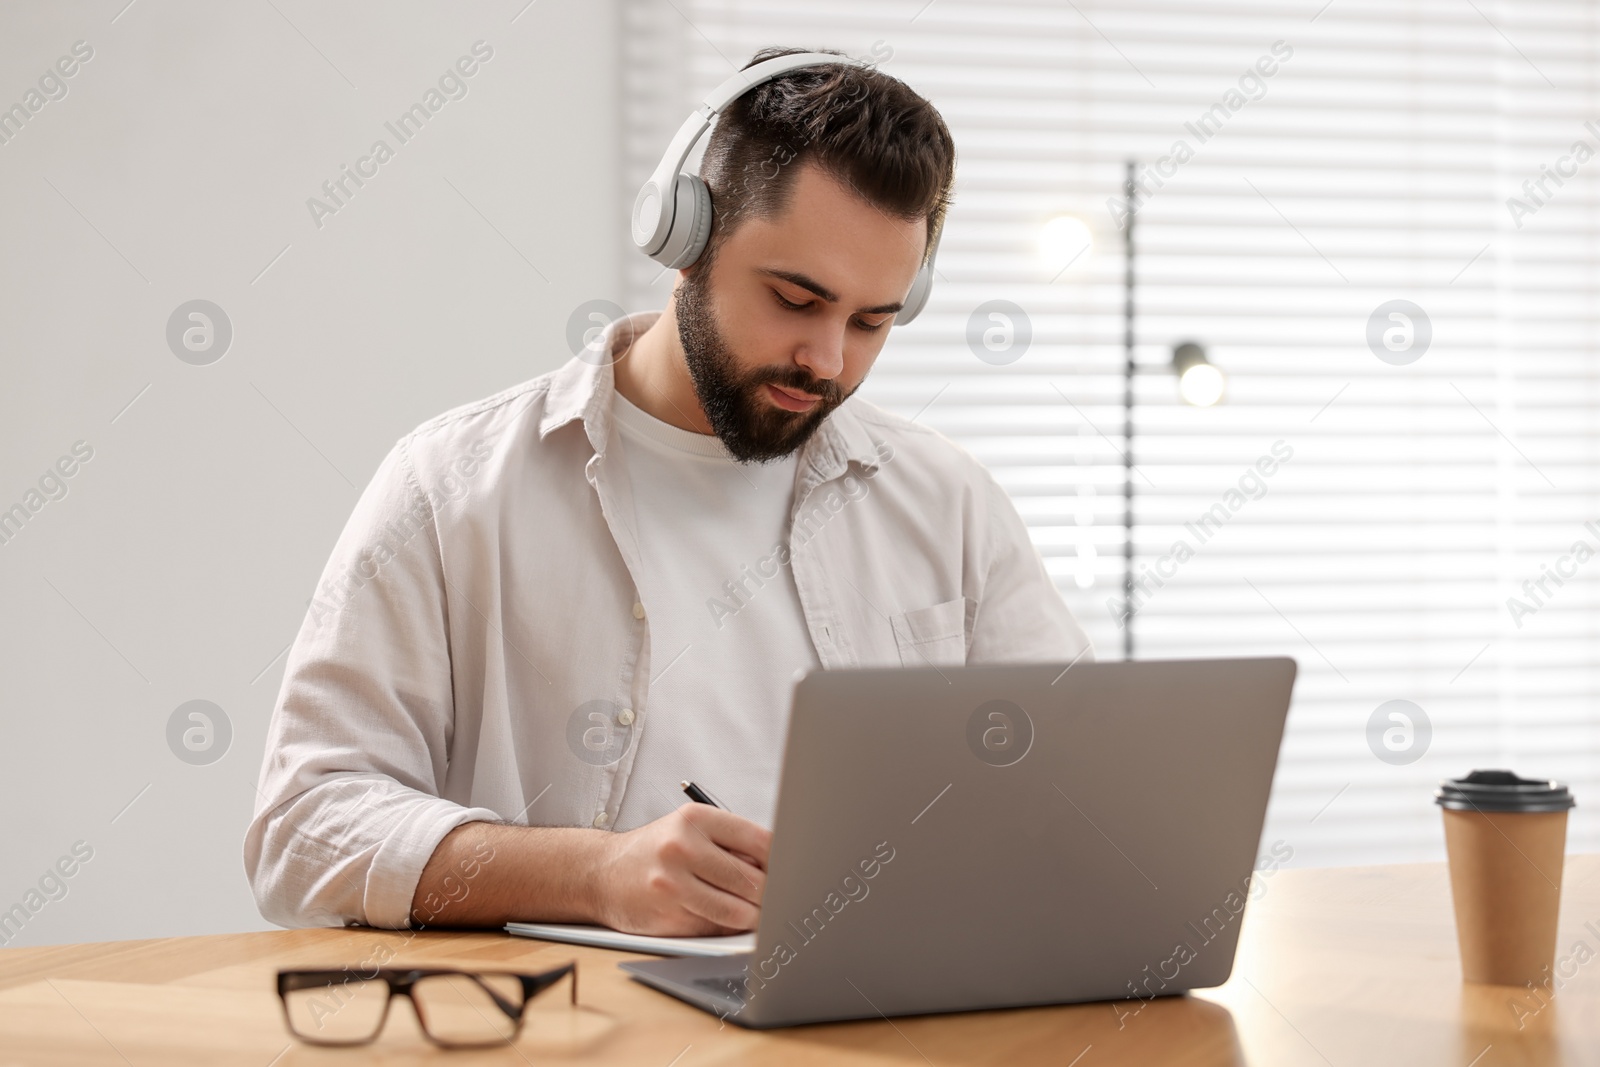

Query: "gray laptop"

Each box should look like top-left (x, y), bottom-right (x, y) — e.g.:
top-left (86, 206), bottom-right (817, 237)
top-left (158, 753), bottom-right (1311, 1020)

top-left (621, 656), bottom-right (1298, 1028)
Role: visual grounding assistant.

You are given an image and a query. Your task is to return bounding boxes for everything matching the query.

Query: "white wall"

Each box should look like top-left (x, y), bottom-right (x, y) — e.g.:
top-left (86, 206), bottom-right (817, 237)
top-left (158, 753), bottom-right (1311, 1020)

top-left (0, 0), bottom-right (623, 947)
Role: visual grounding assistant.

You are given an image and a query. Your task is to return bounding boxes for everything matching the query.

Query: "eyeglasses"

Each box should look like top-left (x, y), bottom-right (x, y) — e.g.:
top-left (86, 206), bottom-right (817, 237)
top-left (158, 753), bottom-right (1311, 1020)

top-left (277, 962), bottom-right (577, 1049)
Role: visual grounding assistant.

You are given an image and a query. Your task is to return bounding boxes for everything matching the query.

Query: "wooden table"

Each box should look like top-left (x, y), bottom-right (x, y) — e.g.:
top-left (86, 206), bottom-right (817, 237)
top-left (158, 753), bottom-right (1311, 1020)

top-left (3, 856), bottom-right (1598, 1065)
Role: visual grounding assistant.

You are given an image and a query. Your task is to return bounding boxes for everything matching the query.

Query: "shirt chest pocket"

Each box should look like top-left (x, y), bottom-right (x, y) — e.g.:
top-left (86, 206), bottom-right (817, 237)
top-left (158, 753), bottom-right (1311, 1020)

top-left (889, 596), bottom-right (971, 668)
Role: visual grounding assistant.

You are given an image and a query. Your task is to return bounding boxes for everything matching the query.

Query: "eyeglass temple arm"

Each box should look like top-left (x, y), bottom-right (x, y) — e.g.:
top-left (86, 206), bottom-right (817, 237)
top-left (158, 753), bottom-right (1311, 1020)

top-left (520, 963), bottom-right (577, 1006)
top-left (279, 965), bottom-right (577, 1007)
top-left (278, 969), bottom-right (367, 995)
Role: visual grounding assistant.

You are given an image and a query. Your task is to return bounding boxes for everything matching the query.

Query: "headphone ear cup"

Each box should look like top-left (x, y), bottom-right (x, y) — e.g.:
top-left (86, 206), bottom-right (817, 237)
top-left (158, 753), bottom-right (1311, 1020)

top-left (895, 260), bottom-right (934, 325)
top-left (652, 173), bottom-right (714, 270)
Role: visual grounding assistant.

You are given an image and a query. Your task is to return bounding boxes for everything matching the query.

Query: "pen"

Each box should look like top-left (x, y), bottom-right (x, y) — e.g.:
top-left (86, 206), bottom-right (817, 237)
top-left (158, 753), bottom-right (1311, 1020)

top-left (680, 780), bottom-right (724, 809)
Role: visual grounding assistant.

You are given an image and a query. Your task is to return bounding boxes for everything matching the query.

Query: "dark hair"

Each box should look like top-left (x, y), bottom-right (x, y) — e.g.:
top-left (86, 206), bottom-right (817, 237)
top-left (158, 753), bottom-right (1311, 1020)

top-left (695, 46), bottom-right (956, 272)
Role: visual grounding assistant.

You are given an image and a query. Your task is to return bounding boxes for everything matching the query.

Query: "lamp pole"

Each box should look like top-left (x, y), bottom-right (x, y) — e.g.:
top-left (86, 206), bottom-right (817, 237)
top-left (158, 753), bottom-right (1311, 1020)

top-left (1122, 160), bottom-right (1136, 662)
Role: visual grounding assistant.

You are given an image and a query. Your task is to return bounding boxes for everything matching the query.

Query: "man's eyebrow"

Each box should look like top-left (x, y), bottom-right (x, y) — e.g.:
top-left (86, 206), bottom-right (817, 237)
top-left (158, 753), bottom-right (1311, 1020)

top-left (758, 268), bottom-right (904, 315)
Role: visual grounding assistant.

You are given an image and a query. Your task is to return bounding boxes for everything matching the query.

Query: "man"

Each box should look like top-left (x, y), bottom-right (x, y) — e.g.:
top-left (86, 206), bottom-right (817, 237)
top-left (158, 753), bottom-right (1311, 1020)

top-left (244, 47), bottom-right (1091, 938)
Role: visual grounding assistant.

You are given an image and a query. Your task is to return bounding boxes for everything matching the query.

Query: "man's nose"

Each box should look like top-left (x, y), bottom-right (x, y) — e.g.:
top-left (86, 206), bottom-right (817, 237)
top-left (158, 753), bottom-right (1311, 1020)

top-left (794, 324), bottom-right (846, 382)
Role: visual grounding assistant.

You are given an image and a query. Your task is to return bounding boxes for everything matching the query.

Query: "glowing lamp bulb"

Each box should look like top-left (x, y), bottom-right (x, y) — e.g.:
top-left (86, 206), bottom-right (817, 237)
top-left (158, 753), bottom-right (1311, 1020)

top-left (1178, 362), bottom-right (1225, 406)
top-left (1039, 215), bottom-right (1092, 272)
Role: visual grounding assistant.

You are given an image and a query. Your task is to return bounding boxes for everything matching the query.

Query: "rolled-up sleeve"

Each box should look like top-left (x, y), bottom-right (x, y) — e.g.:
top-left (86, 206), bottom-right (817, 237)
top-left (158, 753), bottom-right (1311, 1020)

top-left (968, 466), bottom-right (1095, 665)
top-left (243, 436), bottom-right (503, 930)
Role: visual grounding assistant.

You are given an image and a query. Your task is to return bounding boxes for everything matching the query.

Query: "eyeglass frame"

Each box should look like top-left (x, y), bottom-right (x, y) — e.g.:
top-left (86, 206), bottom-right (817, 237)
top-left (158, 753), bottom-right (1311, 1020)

top-left (276, 962), bottom-right (578, 1049)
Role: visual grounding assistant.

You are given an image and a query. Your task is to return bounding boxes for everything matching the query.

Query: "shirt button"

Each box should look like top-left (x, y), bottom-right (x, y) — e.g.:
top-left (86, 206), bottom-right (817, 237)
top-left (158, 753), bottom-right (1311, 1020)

top-left (593, 811), bottom-right (610, 828)
top-left (618, 707), bottom-right (635, 726)
top-left (632, 602), bottom-right (646, 620)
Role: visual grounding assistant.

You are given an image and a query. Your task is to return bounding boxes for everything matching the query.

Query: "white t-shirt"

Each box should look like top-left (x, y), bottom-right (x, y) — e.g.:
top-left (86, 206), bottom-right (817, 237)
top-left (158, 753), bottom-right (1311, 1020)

top-left (609, 389), bottom-right (819, 831)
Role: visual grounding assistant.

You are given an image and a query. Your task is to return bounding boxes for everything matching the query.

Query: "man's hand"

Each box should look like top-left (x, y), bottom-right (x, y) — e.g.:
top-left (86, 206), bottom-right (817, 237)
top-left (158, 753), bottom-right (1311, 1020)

top-left (593, 803), bottom-right (772, 936)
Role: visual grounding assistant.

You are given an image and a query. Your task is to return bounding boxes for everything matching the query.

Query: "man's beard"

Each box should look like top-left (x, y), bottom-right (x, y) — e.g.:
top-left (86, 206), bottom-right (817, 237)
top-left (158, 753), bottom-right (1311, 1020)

top-left (674, 259), bottom-right (849, 464)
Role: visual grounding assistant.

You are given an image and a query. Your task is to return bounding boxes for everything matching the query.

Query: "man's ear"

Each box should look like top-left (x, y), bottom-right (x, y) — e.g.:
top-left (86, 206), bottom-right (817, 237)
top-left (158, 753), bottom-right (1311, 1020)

top-left (670, 265), bottom-right (695, 295)
top-left (677, 250), bottom-right (713, 288)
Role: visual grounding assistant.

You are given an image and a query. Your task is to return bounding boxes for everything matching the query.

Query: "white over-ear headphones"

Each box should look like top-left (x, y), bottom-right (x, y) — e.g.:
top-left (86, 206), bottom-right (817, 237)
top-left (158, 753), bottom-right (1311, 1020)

top-left (631, 51), bottom-right (939, 326)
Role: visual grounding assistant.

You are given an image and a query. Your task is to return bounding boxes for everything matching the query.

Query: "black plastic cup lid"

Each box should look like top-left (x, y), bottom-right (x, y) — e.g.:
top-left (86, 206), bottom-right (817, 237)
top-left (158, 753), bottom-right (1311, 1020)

top-left (1435, 769), bottom-right (1575, 813)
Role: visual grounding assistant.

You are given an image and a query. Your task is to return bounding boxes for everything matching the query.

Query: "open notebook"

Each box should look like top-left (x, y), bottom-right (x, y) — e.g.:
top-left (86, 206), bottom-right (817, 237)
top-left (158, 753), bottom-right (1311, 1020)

top-left (504, 922), bottom-right (754, 958)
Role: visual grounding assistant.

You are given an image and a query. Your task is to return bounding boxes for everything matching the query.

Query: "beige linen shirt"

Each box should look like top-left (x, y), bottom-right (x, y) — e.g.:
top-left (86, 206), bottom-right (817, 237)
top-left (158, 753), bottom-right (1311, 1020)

top-left (243, 310), bottom-right (1094, 930)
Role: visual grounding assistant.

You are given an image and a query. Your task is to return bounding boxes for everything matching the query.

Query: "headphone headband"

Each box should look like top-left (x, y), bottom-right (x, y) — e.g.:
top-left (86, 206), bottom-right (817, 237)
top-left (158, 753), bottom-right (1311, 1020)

top-left (632, 52), bottom-right (869, 253)
top-left (631, 51), bottom-right (938, 325)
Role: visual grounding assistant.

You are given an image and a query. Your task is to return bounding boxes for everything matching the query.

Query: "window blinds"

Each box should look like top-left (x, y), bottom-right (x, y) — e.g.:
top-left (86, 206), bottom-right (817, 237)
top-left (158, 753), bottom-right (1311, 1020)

top-left (619, 0), bottom-right (1600, 866)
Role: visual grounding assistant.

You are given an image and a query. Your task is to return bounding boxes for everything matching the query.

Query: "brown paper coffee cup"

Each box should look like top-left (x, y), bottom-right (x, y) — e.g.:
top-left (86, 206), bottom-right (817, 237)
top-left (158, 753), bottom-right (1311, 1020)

top-left (1436, 770), bottom-right (1575, 987)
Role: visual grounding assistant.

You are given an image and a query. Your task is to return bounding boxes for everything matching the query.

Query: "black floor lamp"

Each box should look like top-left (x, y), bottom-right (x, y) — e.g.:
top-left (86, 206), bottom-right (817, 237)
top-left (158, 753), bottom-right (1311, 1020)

top-left (1121, 162), bottom-right (1137, 661)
